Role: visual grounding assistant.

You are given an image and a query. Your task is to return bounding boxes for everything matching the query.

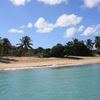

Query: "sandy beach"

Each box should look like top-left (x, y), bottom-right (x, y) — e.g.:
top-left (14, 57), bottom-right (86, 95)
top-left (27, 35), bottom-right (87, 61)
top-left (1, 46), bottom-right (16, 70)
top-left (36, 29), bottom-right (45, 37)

top-left (0, 56), bottom-right (100, 70)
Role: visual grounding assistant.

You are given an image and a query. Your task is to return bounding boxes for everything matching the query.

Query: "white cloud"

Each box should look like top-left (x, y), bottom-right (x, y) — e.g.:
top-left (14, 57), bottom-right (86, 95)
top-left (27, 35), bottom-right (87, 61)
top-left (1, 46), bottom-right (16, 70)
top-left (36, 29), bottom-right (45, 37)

top-left (55, 14), bottom-right (82, 27)
top-left (20, 22), bottom-right (33, 29)
top-left (20, 25), bottom-right (25, 29)
top-left (10, 0), bottom-right (31, 6)
top-left (83, 24), bottom-right (100, 36)
top-left (95, 24), bottom-right (100, 35)
top-left (83, 0), bottom-right (100, 8)
top-left (37, 0), bottom-right (67, 5)
top-left (34, 14), bottom-right (82, 33)
top-left (34, 17), bottom-right (54, 33)
top-left (27, 22), bottom-right (33, 28)
top-left (8, 28), bottom-right (24, 33)
top-left (78, 25), bottom-right (85, 32)
top-left (63, 24), bottom-right (100, 37)
top-left (64, 27), bottom-right (77, 38)
top-left (83, 27), bottom-right (94, 35)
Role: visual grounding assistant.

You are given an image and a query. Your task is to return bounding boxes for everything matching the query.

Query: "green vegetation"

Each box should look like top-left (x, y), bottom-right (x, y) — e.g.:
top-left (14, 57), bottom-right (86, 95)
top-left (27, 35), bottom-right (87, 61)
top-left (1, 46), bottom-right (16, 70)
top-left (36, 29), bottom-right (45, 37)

top-left (17, 36), bottom-right (33, 56)
top-left (0, 36), bottom-right (100, 57)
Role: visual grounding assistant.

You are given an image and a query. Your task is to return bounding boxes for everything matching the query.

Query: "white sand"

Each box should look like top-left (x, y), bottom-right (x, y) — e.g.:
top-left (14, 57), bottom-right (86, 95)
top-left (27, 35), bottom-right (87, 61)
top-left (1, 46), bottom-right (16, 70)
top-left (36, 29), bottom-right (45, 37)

top-left (0, 57), bottom-right (100, 71)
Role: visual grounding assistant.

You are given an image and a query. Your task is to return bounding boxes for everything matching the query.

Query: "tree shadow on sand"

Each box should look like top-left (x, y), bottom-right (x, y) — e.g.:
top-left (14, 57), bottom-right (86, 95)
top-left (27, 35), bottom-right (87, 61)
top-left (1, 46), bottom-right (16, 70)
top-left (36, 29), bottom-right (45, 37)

top-left (0, 57), bottom-right (18, 64)
top-left (65, 56), bottom-right (83, 60)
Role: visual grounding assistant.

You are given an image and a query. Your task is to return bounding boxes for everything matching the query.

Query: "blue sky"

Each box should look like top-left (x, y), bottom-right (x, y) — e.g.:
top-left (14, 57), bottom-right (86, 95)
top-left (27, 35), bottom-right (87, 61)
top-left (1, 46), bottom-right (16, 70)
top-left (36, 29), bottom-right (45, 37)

top-left (0, 0), bottom-right (100, 48)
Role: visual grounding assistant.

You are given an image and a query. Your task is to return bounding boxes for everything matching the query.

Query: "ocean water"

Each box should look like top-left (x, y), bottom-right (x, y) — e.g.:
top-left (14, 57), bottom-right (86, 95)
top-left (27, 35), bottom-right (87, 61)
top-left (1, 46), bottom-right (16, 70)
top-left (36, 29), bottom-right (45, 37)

top-left (0, 64), bottom-right (100, 100)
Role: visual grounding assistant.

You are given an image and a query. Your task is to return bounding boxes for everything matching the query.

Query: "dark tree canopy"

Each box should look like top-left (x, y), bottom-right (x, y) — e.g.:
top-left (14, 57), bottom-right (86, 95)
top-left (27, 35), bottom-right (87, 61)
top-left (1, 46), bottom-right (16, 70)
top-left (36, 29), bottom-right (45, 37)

top-left (0, 36), bottom-right (100, 57)
top-left (50, 44), bottom-right (64, 57)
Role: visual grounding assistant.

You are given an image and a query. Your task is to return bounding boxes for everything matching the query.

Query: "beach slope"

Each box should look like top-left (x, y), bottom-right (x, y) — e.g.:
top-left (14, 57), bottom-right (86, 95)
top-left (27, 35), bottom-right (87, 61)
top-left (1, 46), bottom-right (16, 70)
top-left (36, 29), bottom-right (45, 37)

top-left (0, 57), bottom-right (100, 70)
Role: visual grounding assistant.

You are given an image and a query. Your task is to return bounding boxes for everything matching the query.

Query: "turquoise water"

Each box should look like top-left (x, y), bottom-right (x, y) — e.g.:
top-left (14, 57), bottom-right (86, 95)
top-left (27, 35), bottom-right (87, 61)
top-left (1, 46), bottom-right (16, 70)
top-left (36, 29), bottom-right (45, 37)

top-left (0, 64), bottom-right (100, 100)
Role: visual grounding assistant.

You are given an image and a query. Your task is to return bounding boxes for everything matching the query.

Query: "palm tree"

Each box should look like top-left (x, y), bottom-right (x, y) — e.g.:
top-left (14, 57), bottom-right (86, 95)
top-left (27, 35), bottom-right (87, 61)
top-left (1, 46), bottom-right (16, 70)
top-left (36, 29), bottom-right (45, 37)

top-left (95, 36), bottom-right (100, 50)
top-left (0, 37), bottom-right (3, 56)
top-left (73, 38), bottom-right (79, 44)
top-left (86, 39), bottom-right (94, 50)
top-left (17, 36), bottom-right (33, 56)
top-left (2, 38), bottom-right (11, 56)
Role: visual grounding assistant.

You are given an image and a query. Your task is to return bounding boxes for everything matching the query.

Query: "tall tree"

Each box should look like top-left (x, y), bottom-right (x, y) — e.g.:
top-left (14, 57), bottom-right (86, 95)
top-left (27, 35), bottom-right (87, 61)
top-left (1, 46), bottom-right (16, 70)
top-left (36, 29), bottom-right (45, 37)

top-left (95, 36), bottom-right (100, 50)
top-left (2, 38), bottom-right (11, 56)
top-left (64, 39), bottom-right (92, 56)
top-left (86, 39), bottom-right (94, 50)
top-left (51, 44), bottom-right (64, 57)
top-left (73, 38), bottom-right (79, 44)
top-left (17, 36), bottom-right (33, 56)
top-left (0, 37), bottom-right (3, 56)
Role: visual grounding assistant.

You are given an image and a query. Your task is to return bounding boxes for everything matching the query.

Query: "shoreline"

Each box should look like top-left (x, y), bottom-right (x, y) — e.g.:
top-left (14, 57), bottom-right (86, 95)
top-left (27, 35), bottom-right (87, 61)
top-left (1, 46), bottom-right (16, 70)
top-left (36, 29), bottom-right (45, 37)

top-left (0, 62), bottom-right (100, 72)
top-left (0, 56), bottom-right (100, 71)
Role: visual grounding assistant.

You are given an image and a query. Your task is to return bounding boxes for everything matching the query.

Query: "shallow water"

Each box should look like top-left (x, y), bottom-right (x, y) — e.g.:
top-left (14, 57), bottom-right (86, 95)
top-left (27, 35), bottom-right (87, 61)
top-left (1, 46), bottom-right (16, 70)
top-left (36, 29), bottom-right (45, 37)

top-left (0, 64), bottom-right (100, 100)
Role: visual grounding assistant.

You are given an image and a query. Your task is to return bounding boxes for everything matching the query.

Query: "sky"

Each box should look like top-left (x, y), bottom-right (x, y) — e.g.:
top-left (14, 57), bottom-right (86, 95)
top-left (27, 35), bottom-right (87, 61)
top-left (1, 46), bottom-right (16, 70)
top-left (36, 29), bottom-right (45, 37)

top-left (0, 0), bottom-right (100, 48)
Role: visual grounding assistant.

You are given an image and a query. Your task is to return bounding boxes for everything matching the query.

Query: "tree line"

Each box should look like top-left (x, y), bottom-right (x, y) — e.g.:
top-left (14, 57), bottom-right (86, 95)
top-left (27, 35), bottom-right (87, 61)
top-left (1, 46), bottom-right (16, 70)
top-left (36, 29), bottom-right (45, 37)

top-left (0, 36), bottom-right (100, 57)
